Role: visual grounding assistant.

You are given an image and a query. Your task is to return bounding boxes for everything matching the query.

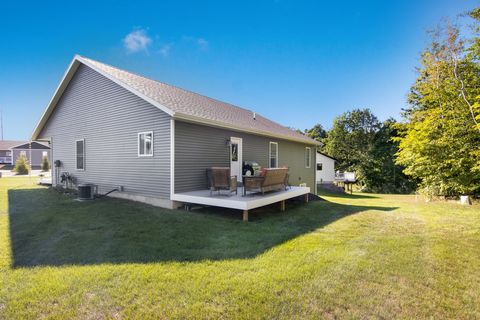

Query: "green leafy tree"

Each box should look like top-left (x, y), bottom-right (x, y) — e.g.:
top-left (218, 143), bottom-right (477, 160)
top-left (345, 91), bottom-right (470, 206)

top-left (322, 109), bottom-right (414, 193)
top-left (305, 123), bottom-right (327, 141)
top-left (41, 155), bottom-right (50, 171)
top-left (395, 11), bottom-right (480, 196)
top-left (14, 154), bottom-right (30, 175)
top-left (364, 119), bottom-right (416, 193)
top-left (324, 108), bottom-right (380, 185)
top-left (304, 123), bottom-right (327, 151)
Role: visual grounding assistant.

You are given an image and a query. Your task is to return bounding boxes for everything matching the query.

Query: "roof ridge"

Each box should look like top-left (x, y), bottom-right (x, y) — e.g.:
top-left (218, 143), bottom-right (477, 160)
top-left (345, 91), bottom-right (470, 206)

top-left (63, 55), bottom-right (319, 145)
top-left (78, 56), bottom-right (255, 115)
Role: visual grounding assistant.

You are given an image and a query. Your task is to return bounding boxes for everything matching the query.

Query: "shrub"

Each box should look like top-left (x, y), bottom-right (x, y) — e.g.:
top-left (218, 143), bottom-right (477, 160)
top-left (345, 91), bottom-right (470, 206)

top-left (41, 155), bottom-right (50, 171)
top-left (14, 154), bottom-right (30, 175)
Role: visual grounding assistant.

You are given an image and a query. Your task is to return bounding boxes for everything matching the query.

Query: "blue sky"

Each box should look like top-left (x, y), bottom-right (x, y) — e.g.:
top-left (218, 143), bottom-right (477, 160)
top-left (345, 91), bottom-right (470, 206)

top-left (0, 0), bottom-right (477, 140)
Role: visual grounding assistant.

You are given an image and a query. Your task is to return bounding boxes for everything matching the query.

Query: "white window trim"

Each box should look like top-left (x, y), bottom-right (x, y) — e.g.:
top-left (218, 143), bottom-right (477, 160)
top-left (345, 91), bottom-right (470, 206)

top-left (269, 142), bottom-right (278, 168)
top-left (75, 139), bottom-right (85, 171)
top-left (138, 131), bottom-right (154, 157)
top-left (305, 147), bottom-right (311, 168)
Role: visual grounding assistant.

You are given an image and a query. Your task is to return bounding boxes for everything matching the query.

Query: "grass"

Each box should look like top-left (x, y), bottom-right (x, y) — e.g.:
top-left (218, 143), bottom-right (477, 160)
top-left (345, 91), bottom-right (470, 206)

top-left (0, 177), bottom-right (479, 319)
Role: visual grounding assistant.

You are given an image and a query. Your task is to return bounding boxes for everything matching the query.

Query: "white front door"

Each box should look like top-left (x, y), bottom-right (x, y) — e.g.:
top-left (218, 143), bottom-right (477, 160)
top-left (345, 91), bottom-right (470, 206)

top-left (230, 137), bottom-right (243, 182)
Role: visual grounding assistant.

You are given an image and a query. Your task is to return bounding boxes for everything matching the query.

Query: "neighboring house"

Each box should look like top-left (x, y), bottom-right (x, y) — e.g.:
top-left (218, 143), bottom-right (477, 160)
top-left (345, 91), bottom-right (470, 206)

top-left (316, 152), bottom-right (335, 184)
top-left (32, 55), bottom-right (320, 209)
top-left (11, 141), bottom-right (51, 166)
top-left (0, 140), bottom-right (24, 164)
top-left (0, 140), bottom-right (50, 166)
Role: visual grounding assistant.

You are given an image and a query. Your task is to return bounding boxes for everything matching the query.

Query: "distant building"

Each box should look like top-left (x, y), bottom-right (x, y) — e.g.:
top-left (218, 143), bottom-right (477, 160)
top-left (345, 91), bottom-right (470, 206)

top-left (11, 141), bottom-right (51, 166)
top-left (0, 140), bottom-right (50, 166)
top-left (316, 152), bottom-right (335, 184)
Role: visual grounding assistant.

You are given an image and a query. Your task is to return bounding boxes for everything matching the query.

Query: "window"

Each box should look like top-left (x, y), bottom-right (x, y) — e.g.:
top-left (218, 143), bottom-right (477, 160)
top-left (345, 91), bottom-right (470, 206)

top-left (269, 142), bottom-right (278, 168)
top-left (138, 131), bottom-right (153, 156)
top-left (6, 151), bottom-right (11, 156)
top-left (20, 151), bottom-right (26, 156)
top-left (42, 151), bottom-right (48, 158)
top-left (305, 147), bottom-right (311, 168)
top-left (317, 163), bottom-right (323, 171)
top-left (231, 142), bottom-right (238, 162)
top-left (76, 139), bottom-right (85, 170)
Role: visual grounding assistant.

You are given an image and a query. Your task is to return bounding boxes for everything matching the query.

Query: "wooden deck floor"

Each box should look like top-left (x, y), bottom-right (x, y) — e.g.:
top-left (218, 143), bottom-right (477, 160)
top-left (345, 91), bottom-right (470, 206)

top-left (171, 186), bottom-right (310, 221)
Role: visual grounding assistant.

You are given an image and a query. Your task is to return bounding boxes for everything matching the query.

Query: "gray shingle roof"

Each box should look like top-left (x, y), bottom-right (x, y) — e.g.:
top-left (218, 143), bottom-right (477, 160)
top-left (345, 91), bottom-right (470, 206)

top-left (0, 140), bottom-right (27, 151)
top-left (79, 56), bottom-right (319, 145)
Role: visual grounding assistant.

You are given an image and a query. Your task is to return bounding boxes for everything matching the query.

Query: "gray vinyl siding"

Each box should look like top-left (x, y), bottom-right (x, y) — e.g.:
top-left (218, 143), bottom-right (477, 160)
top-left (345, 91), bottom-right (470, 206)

top-left (38, 64), bottom-right (171, 198)
top-left (175, 120), bottom-right (316, 193)
top-left (11, 149), bottom-right (50, 166)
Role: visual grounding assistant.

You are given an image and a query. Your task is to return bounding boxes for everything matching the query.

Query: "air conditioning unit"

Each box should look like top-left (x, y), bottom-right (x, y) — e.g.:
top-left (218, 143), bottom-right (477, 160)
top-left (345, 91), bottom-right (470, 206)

top-left (77, 184), bottom-right (96, 200)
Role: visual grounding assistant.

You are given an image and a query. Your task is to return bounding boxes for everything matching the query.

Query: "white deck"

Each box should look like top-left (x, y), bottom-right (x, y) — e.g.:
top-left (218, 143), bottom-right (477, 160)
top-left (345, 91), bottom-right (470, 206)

top-left (171, 186), bottom-right (310, 210)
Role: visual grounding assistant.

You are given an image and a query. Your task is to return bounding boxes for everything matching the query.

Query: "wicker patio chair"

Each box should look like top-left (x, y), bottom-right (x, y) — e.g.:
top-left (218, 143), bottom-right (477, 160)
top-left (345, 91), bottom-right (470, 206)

top-left (206, 167), bottom-right (238, 196)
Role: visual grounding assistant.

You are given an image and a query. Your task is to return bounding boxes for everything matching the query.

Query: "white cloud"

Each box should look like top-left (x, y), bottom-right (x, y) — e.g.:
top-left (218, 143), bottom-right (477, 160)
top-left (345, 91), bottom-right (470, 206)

top-left (158, 43), bottom-right (172, 57)
top-left (123, 29), bottom-right (152, 53)
top-left (197, 38), bottom-right (208, 50)
top-left (182, 36), bottom-right (209, 51)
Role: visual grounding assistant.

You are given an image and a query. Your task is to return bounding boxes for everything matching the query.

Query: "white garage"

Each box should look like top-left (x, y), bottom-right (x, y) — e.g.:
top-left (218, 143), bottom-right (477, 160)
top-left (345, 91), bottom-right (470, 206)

top-left (316, 152), bottom-right (335, 184)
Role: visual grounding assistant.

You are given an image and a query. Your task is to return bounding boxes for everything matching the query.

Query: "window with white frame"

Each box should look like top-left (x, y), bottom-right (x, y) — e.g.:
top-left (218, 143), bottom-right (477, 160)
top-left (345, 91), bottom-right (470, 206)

top-left (20, 151), bottom-right (26, 156)
top-left (76, 139), bottom-right (85, 170)
top-left (305, 147), bottom-right (311, 168)
top-left (269, 142), bottom-right (278, 168)
top-left (138, 131), bottom-right (153, 156)
top-left (42, 151), bottom-right (48, 158)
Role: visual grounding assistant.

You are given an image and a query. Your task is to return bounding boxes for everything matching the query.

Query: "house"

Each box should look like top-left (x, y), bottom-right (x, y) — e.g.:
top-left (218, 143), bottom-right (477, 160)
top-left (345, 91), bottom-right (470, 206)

top-left (31, 55), bottom-right (320, 212)
top-left (11, 141), bottom-right (51, 167)
top-left (316, 152), bottom-right (335, 184)
top-left (0, 141), bottom-right (23, 164)
top-left (0, 140), bottom-right (50, 166)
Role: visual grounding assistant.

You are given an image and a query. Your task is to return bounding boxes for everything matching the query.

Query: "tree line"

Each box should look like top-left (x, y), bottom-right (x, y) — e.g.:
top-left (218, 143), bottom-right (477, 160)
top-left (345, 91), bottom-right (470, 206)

top-left (304, 8), bottom-right (480, 197)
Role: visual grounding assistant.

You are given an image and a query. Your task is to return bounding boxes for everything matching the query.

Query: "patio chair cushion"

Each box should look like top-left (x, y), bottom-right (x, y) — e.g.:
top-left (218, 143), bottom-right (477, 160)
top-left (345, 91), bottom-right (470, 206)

top-left (244, 168), bottom-right (288, 194)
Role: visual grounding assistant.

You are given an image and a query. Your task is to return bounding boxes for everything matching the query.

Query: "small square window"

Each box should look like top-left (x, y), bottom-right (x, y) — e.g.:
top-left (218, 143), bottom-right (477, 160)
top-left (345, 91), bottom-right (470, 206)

top-left (317, 163), bottom-right (323, 171)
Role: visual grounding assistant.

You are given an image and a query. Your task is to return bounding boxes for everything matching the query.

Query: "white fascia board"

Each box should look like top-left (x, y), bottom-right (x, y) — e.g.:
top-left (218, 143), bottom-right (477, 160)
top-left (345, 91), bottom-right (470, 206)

top-left (31, 55), bottom-right (175, 141)
top-left (31, 57), bottom-right (80, 140)
top-left (171, 187), bottom-right (310, 210)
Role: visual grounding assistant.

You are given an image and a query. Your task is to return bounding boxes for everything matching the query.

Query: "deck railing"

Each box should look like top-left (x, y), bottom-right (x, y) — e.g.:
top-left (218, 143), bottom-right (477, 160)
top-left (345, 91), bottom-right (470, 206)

top-left (334, 171), bottom-right (356, 182)
top-left (0, 156), bottom-right (11, 164)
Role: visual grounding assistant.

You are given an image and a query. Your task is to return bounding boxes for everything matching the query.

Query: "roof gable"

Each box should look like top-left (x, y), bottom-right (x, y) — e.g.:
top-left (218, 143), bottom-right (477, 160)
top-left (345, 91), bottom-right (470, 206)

top-left (32, 55), bottom-right (320, 145)
top-left (317, 151), bottom-right (336, 161)
top-left (11, 141), bottom-right (50, 150)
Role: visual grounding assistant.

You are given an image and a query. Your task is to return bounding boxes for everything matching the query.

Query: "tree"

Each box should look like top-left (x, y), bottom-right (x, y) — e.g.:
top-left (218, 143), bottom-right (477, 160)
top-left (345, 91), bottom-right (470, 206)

top-left (395, 11), bottom-right (480, 197)
top-left (41, 155), bottom-right (50, 172)
top-left (14, 154), bottom-right (30, 175)
top-left (304, 123), bottom-right (327, 151)
top-left (305, 123), bottom-right (327, 141)
top-left (320, 109), bottom-right (414, 193)
top-left (364, 119), bottom-right (416, 193)
top-left (324, 108), bottom-right (380, 184)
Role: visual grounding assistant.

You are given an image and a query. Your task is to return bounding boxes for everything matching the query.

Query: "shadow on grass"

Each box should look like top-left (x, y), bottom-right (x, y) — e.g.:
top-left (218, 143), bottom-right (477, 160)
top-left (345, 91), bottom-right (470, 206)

top-left (318, 190), bottom-right (380, 199)
top-left (8, 188), bottom-right (397, 267)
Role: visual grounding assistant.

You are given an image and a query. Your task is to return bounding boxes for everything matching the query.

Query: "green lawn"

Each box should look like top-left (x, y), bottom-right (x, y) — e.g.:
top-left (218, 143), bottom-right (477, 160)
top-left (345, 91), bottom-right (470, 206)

top-left (0, 177), bottom-right (479, 319)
